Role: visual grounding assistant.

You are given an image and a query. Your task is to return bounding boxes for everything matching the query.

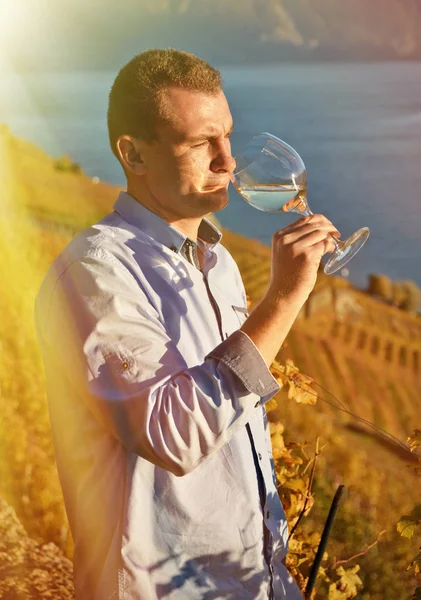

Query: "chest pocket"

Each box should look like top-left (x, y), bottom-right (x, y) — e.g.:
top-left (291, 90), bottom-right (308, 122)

top-left (231, 305), bottom-right (249, 326)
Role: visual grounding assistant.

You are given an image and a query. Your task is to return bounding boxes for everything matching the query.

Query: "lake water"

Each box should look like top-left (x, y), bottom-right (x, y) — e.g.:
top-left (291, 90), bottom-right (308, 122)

top-left (1, 62), bottom-right (420, 289)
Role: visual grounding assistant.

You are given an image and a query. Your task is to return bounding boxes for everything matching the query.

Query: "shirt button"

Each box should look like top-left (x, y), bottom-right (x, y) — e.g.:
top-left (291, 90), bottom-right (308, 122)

top-left (254, 401), bottom-right (260, 408)
top-left (258, 452), bottom-right (262, 460)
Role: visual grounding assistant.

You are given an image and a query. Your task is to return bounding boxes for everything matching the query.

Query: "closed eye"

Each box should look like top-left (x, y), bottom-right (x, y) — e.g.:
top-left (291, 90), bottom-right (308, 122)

top-left (191, 130), bottom-right (232, 148)
top-left (192, 140), bottom-right (209, 148)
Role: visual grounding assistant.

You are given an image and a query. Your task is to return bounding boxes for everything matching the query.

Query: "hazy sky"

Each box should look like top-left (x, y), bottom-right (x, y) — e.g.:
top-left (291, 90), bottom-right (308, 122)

top-left (0, 1), bottom-right (160, 71)
top-left (1, 0), bottom-right (420, 72)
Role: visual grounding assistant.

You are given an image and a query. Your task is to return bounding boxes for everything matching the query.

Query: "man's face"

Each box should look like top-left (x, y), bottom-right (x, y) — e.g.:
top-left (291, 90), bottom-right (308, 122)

top-left (138, 87), bottom-right (235, 220)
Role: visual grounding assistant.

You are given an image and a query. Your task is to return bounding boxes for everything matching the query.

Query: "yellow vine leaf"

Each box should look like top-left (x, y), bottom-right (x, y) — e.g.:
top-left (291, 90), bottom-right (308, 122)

top-left (288, 537), bottom-right (306, 554)
top-left (269, 422), bottom-right (286, 458)
top-left (397, 505), bottom-right (421, 539)
top-left (328, 565), bottom-right (363, 599)
top-left (285, 477), bottom-right (308, 494)
top-left (287, 551), bottom-right (309, 569)
top-left (398, 518), bottom-right (418, 540)
top-left (408, 430), bottom-right (421, 453)
top-left (265, 396), bottom-right (278, 414)
top-left (285, 359), bottom-right (318, 405)
top-left (407, 550), bottom-right (421, 576)
top-left (269, 359), bottom-right (318, 404)
top-left (280, 449), bottom-right (304, 467)
top-left (269, 360), bottom-right (289, 387)
top-left (286, 492), bottom-right (306, 523)
top-left (269, 421), bottom-right (285, 437)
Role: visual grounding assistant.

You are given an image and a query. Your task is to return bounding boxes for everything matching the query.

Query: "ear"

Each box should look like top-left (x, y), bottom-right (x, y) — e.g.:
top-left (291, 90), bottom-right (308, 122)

top-left (116, 136), bottom-right (147, 176)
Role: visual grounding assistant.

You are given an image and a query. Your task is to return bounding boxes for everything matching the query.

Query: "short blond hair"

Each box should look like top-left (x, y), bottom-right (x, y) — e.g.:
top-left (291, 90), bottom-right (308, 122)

top-left (107, 48), bottom-right (222, 161)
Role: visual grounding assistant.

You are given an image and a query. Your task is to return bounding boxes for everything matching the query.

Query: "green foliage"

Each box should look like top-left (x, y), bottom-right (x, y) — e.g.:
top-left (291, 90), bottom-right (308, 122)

top-left (397, 506), bottom-right (421, 540)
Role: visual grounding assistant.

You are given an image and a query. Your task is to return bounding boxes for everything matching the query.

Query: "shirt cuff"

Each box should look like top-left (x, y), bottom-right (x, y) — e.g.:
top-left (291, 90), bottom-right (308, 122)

top-left (205, 329), bottom-right (281, 405)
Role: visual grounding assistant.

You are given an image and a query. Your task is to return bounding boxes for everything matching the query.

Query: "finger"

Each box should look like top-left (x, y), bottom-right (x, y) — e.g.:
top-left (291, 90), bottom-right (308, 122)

top-left (290, 229), bottom-right (338, 253)
top-left (298, 213), bottom-right (334, 225)
top-left (279, 214), bottom-right (339, 236)
top-left (317, 237), bottom-right (337, 256)
top-left (281, 223), bottom-right (340, 244)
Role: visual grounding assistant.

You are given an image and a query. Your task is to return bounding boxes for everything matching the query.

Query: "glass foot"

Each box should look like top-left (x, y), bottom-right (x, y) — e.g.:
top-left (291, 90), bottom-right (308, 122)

top-left (324, 227), bottom-right (370, 275)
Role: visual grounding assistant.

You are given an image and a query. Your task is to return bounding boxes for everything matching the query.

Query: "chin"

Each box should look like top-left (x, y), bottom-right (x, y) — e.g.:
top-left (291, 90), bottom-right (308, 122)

top-left (205, 188), bottom-right (229, 210)
top-left (187, 188), bottom-right (229, 216)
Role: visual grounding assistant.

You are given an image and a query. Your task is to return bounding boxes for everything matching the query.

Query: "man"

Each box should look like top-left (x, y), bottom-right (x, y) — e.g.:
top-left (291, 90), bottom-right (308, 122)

top-left (35, 49), bottom-right (339, 599)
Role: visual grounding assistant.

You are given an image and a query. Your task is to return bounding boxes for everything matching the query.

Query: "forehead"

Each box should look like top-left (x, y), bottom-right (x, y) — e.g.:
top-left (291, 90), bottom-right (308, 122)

top-left (158, 87), bottom-right (233, 140)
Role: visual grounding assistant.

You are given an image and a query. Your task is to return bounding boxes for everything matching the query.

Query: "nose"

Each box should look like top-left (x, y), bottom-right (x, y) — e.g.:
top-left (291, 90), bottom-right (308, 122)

top-left (210, 139), bottom-right (236, 175)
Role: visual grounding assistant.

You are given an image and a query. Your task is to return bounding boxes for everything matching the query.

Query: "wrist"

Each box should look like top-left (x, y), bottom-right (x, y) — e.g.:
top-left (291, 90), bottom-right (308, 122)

top-left (263, 285), bottom-right (309, 315)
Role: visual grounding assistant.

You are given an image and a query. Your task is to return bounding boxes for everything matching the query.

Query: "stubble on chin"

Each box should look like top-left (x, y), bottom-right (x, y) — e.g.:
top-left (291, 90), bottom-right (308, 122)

top-left (184, 186), bottom-right (229, 217)
top-left (203, 188), bottom-right (229, 212)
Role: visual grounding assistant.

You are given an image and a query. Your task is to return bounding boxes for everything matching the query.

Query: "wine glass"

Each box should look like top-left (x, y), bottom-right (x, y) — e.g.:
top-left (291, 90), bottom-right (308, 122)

top-left (231, 132), bottom-right (370, 275)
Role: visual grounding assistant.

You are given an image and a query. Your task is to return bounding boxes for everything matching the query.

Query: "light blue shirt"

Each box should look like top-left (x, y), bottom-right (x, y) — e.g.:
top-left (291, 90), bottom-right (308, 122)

top-left (34, 191), bottom-right (303, 599)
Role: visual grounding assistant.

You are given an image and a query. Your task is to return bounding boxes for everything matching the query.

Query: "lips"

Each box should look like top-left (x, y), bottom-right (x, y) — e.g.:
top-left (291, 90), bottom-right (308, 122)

top-left (204, 179), bottom-right (231, 190)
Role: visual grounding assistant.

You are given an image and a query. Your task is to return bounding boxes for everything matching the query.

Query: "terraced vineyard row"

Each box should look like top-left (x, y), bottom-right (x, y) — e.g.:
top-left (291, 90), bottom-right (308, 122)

top-left (222, 232), bottom-right (421, 448)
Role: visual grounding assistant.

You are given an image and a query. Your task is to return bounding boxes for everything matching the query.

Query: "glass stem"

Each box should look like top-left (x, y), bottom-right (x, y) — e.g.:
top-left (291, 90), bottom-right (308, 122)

top-left (330, 234), bottom-right (340, 251)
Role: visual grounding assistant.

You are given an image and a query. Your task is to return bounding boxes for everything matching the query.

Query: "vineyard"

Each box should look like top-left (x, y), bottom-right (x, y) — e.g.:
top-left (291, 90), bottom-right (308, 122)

top-left (1, 124), bottom-right (421, 598)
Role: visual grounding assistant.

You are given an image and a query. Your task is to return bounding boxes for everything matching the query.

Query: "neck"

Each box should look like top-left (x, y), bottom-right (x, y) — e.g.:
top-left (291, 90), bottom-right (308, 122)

top-left (126, 184), bottom-right (202, 242)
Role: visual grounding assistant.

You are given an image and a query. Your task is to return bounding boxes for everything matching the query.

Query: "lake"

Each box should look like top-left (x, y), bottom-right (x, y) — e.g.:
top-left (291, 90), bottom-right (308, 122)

top-left (1, 62), bottom-right (420, 290)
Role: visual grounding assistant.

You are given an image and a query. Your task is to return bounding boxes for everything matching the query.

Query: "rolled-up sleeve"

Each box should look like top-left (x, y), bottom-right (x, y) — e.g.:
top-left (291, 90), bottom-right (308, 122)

top-left (40, 252), bottom-right (281, 477)
top-left (205, 329), bottom-right (281, 401)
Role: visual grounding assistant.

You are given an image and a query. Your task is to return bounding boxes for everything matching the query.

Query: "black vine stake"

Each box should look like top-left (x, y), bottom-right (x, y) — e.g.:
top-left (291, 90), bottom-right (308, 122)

top-left (304, 484), bottom-right (345, 600)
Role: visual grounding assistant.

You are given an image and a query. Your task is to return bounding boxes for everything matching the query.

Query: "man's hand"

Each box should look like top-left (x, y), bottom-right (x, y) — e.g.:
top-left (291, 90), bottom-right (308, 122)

top-left (266, 214), bottom-right (340, 303)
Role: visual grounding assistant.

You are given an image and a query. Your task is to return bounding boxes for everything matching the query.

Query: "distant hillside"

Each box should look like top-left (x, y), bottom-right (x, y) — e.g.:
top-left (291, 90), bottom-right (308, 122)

top-left (4, 0), bottom-right (421, 73)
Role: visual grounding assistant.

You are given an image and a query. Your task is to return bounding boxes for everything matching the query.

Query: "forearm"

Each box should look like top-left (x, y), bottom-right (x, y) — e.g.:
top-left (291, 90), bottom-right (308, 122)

top-left (240, 289), bottom-right (307, 369)
top-left (86, 348), bottom-right (279, 477)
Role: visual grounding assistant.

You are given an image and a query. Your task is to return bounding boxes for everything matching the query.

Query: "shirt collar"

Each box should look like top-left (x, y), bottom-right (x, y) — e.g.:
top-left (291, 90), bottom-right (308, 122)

top-left (112, 191), bottom-right (223, 256)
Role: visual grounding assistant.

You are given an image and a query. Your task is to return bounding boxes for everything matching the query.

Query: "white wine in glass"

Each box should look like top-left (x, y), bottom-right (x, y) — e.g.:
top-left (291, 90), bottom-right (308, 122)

top-left (237, 183), bottom-right (307, 213)
top-left (232, 132), bottom-right (370, 275)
